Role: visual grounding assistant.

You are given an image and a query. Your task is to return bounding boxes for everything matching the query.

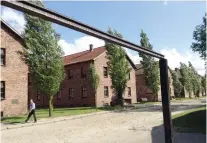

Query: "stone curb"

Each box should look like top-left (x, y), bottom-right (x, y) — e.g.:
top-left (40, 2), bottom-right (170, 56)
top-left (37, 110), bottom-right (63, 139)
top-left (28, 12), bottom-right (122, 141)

top-left (1, 110), bottom-right (114, 131)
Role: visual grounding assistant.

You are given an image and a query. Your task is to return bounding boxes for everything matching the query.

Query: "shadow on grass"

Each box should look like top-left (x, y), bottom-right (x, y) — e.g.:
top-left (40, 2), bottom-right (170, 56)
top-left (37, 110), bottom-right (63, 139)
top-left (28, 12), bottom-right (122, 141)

top-left (151, 124), bottom-right (206, 143)
top-left (172, 109), bottom-right (206, 134)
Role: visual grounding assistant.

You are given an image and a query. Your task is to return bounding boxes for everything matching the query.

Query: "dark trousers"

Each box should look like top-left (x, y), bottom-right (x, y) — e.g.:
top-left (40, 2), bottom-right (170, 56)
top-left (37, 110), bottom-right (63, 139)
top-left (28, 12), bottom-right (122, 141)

top-left (25, 109), bottom-right (37, 122)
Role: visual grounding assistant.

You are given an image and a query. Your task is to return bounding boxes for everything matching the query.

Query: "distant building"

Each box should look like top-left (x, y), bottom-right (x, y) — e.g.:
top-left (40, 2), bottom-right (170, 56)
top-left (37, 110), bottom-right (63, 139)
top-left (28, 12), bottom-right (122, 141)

top-left (135, 64), bottom-right (174, 102)
top-left (0, 20), bottom-right (29, 117)
top-left (29, 45), bottom-right (137, 107)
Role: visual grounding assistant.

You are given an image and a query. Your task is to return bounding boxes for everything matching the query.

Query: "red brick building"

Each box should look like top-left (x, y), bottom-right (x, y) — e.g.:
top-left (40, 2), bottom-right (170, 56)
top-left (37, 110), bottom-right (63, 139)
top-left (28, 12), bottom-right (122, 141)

top-left (136, 64), bottom-right (174, 102)
top-left (1, 20), bottom-right (29, 117)
top-left (29, 45), bottom-right (137, 107)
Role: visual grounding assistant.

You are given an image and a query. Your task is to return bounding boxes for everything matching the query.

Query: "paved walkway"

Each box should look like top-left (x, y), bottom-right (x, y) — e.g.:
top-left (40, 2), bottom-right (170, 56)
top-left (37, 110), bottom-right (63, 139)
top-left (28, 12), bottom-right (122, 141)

top-left (1, 106), bottom-right (206, 143)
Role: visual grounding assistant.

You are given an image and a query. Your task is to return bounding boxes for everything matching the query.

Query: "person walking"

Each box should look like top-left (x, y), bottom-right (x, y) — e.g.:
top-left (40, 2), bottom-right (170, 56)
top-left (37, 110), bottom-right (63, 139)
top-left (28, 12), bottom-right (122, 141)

top-left (25, 99), bottom-right (37, 123)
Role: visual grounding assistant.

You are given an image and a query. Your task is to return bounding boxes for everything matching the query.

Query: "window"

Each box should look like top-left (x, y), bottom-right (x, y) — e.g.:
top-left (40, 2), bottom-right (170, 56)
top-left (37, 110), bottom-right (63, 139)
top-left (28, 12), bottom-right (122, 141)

top-left (82, 87), bottom-right (87, 98)
top-left (128, 87), bottom-right (131, 97)
top-left (1, 81), bottom-right (5, 100)
top-left (128, 73), bottom-right (130, 80)
top-left (1, 48), bottom-right (6, 66)
top-left (81, 67), bottom-right (86, 78)
top-left (68, 88), bottom-right (74, 99)
top-left (103, 67), bottom-right (108, 77)
top-left (37, 91), bottom-right (41, 101)
top-left (68, 70), bottom-right (73, 79)
top-left (104, 86), bottom-right (109, 97)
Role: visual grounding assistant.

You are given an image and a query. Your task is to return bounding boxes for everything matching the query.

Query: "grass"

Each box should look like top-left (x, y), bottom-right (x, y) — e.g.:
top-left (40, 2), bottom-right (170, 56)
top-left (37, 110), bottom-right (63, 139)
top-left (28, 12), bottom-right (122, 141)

top-left (173, 96), bottom-right (206, 101)
top-left (1, 106), bottom-right (121, 124)
top-left (172, 106), bottom-right (206, 134)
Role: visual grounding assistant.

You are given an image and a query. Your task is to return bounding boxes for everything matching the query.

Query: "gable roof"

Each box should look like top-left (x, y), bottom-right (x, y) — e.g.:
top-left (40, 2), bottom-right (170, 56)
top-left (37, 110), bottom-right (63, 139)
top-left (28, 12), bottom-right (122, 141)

top-left (135, 63), bottom-right (172, 75)
top-left (1, 19), bottom-right (23, 41)
top-left (64, 46), bottom-right (106, 65)
top-left (64, 46), bottom-right (137, 69)
top-left (1, 20), bottom-right (137, 69)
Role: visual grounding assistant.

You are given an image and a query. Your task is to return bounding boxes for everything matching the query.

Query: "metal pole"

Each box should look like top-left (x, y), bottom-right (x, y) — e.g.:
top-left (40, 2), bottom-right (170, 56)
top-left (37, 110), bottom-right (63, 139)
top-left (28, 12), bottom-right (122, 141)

top-left (159, 59), bottom-right (173, 143)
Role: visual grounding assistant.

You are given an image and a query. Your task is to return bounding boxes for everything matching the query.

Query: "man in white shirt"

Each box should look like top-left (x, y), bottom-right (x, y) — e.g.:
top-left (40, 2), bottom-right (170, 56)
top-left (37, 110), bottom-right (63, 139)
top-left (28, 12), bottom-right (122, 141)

top-left (25, 99), bottom-right (37, 123)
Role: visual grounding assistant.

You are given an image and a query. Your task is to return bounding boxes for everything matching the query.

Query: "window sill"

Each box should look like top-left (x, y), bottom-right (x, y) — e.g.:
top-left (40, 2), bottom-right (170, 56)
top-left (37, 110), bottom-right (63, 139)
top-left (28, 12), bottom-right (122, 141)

top-left (82, 97), bottom-right (88, 98)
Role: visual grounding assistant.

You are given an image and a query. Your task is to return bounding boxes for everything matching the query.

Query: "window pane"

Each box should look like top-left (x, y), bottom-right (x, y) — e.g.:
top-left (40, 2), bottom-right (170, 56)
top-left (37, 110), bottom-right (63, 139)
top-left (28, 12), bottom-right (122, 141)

top-left (1, 81), bottom-right (5, 99)
top-left (82, 87), bottom-right (87, 97)
top-left (103, 67), bottom-right (108, 77)
top-left (104, 86), bottom-right (108, 97)
top-left (69, 88), bottom-right (74, 99)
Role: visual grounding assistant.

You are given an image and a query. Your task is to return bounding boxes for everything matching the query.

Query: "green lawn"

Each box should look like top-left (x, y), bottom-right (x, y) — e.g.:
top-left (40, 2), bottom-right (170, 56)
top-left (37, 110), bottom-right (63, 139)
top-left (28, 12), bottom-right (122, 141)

top-left (173, 96), bottom-right (206, 101)
top-left (172, 106), bottom-right (206, 134)
top-left (1, 106), bottom-right (121, 124)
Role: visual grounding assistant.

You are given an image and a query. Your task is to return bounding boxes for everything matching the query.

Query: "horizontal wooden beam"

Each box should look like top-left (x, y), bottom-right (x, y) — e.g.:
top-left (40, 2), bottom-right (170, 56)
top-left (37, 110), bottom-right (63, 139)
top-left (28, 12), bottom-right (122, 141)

top-left (1, 0), bottom-right (164, 59)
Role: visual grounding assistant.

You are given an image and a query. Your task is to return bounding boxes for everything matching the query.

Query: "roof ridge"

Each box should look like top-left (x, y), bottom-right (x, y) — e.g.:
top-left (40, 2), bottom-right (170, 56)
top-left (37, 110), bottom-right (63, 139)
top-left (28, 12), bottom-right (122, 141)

top-left (1, 19), bottom-right (23, 39)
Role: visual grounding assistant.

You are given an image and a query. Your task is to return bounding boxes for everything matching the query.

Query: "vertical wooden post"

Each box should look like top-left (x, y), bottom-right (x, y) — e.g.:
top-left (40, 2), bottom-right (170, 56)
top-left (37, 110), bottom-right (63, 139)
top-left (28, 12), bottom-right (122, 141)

top-left (159, 59), bottom-right (173, 143)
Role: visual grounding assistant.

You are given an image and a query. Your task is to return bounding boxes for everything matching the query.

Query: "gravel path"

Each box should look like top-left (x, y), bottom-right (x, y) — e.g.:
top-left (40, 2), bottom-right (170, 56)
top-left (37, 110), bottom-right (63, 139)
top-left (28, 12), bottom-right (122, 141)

top-left (1, 107), bottom-right (206, 143)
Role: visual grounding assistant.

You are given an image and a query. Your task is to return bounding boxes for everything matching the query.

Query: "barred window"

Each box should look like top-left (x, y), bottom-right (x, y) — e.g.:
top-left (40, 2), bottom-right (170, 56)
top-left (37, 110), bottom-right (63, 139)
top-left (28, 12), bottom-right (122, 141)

top-left (104, 86), bottom-right (109, 97)
top-left (1, 81), bottom-right (5, 100)
top-left (69, 88), bottom-right (74, 99)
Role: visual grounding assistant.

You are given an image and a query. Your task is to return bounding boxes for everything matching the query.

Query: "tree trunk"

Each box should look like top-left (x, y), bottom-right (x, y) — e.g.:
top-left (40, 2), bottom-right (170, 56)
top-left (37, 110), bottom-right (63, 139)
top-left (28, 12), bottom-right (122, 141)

top-left (94, 91), bottom-right (97, 110)
top-left (117, 91), bottom-right (123, 107)
top-left (48, 96), bottom-right (53, 117)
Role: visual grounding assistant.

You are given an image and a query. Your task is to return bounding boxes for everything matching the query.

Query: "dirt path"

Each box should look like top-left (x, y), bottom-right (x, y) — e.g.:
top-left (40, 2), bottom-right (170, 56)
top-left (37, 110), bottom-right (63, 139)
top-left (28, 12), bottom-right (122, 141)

top-left (1, 107), bottom-right (206, 143)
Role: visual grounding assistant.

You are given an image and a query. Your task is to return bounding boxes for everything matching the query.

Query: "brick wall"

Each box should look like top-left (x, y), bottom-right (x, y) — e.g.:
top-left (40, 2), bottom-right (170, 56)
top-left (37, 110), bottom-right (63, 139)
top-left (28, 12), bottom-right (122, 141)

top-left (94, 52), bottom-right (137, 107)
top-left (0, 25), bottom-right (28, 116)
top-left (29, 61), bottom-right (95, 108)
top-left (136, 68), bottom-right (174, 102)
top-left (29, 51), bottom-right (137, 108)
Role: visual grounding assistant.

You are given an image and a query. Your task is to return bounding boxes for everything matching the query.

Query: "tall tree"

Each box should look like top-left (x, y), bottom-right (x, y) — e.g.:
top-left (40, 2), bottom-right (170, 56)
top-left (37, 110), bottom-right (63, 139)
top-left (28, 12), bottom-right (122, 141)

top-left (171, 70), bottom-right (183, 99)
top-left (139, 30), bottom-right (160, 101)
top-left (105, 28), bottom-right (131, 106)
top-left (180, 63), bottom-right (193, 97)
top-left (191, 14), bottom-right (206, 60)
top-left (201, 75), bottom-right (206, 96)
top-left (22, 0), bottom-right (64, 116)
top-left (89, 64), bottom-right (100, 107)
top-left (188, 62), bottom-right (201, 96)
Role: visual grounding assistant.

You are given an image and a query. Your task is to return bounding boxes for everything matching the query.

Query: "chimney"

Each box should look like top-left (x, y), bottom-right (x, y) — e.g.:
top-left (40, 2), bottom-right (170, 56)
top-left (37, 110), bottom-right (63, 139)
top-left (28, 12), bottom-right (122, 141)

top-left (89, 44), bottom-right (93, 52)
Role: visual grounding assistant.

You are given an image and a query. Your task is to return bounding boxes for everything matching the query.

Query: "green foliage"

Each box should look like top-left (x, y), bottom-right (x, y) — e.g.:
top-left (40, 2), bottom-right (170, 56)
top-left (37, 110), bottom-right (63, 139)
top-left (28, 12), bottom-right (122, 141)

top-left (201, 75), bottom-right (206, 95)
top-left (89, 64), bottom-right (100, 92)
top-left (180, 63), bottom-right (193, 96)
top-left (188, 62), bottom-right (201, 96)
top-left (171, 70), bottom-right (183, 98)
top-left (139, 30), bottom-right (160, 98)
top-left (105, 28), bottom-right (131, 106)
top-left (21, 0), bottom-right (64, 116)
top-left (191, 14), bottom-right (206, 60)
top-left (180, 62), bottom-right (202, 97)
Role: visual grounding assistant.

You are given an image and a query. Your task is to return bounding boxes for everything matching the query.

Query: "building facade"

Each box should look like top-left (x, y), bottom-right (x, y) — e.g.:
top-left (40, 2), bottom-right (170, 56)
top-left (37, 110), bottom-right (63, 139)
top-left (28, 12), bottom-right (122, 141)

top-left (0, 20), bottom-right (29, 117)
top-left (136, 64), bottom-right (174, 102)
top-left (29, 46), bottom-right (137, 107)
